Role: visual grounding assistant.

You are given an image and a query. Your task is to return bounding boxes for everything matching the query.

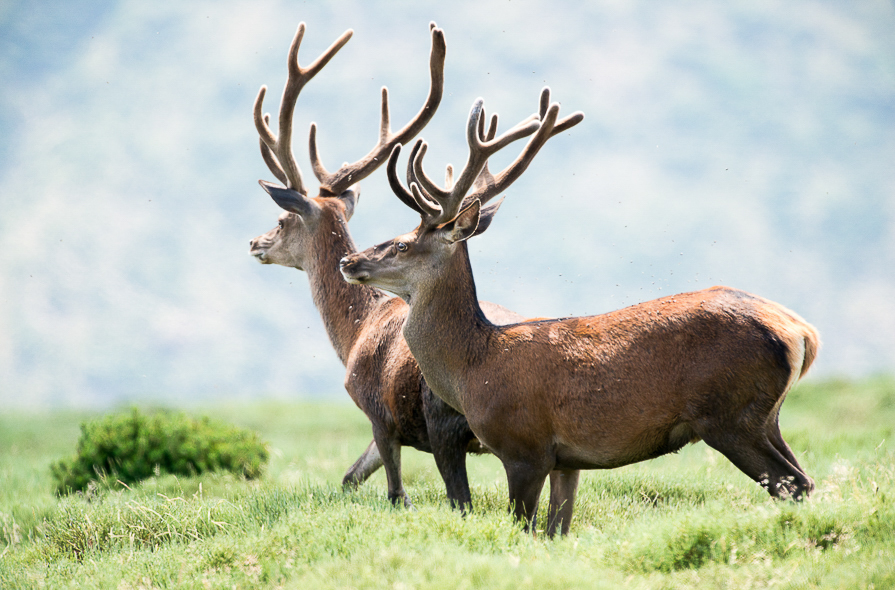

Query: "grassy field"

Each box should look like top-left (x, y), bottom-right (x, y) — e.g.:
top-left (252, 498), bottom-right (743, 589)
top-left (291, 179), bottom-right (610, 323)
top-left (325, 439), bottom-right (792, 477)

top-left (1, 377), bottom-right (893, 589)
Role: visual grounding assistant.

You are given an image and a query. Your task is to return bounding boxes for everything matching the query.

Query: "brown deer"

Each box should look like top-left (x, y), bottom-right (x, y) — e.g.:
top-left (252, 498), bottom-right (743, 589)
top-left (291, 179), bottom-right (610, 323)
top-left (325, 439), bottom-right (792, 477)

top-left (248, 22), bottom-right (572, 510)
top-left (339, 94), bottom-right (820, 536)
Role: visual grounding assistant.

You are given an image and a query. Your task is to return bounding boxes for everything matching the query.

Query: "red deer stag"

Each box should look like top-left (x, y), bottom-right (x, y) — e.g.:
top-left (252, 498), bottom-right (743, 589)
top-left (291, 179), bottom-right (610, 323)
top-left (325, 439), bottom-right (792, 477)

top-left (340, 95), bottom-right (820, 536)
top-left (248, 23), bottom-right (579, 509)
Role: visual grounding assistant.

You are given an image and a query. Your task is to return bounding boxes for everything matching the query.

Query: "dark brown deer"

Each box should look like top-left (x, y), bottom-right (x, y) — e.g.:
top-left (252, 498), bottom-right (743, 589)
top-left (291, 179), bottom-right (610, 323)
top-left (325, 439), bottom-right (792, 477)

top-left (339, 95), bottom-right (820, 536)
top-left (248, 22), bottom-right (571, 509)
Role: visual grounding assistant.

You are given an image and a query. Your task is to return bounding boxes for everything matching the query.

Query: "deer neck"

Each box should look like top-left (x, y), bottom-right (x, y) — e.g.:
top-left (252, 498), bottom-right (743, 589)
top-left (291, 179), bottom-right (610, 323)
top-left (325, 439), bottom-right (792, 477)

top-left (305, 214), bottom-right (383, 365)
top-left (402, 243), bottom-right (491, 412)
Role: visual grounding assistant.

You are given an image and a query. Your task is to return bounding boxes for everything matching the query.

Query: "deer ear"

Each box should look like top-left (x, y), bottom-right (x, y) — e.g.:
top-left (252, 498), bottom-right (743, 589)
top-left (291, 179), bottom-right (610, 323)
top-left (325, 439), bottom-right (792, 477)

top-left (472, 197), bottom-right (503, 237)
top-left (443, 199), bottom-right (481, 244)
top-left (338, 186), bottom-right (359, 221)
top-left (259, 180), bottom-right (319, 217)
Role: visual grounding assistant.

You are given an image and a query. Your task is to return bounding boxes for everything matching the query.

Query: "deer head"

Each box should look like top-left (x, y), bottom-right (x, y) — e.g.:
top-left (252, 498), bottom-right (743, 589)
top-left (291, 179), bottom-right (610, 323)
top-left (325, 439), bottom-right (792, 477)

top-left (249, 22), bottom-right (446, 270)
top-left (340, 88), bottom-right (583, 299)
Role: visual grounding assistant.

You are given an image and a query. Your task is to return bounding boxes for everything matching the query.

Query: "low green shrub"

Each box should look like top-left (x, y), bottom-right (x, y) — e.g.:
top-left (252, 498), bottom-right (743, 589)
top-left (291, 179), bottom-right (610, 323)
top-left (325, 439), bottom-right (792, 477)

top-left (50, 409), bottom-right (269, 494)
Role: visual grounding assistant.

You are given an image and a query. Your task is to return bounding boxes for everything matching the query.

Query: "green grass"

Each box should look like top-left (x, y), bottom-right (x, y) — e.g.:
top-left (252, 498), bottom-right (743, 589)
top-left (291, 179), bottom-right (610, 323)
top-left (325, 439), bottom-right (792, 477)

top-left (1, 377), bottom-right (894, 589)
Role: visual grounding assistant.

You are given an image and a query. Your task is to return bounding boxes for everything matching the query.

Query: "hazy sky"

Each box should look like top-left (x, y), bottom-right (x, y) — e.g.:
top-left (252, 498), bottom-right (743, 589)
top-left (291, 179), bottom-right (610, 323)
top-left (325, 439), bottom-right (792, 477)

top-left (1, 0), bottom-right (893, 407)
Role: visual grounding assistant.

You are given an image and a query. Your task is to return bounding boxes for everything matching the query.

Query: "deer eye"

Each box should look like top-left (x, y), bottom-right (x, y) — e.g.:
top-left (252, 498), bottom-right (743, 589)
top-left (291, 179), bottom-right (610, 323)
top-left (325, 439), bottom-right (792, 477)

top-left (278, 220), bottom-right (284, 229)
top-left (396, 242), bottom-right (408, 252)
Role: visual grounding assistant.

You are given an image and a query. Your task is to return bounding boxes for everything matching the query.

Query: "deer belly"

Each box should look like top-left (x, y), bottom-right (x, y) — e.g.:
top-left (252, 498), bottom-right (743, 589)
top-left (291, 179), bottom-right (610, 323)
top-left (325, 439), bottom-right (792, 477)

top-left (553, 421), bottom-right (700, 470)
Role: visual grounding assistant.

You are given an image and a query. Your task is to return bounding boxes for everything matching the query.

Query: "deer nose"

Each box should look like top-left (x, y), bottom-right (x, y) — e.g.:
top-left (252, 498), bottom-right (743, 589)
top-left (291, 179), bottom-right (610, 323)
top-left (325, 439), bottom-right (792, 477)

top-left (339, 256), bottom-right (351, 268)
top-left (249, 238), bottom-right (256, 247)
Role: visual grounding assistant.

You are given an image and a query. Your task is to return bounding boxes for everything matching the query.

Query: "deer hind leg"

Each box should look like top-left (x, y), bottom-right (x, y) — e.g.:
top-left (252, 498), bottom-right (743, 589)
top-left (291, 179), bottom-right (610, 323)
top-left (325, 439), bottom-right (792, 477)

top-left (700, 428), bottom-right (813, 500)
top-left (504, 461), bottom-right (551, 534)
top-left (765, 413), bottom-right (814, 496)
top-left (546, 469), bottom-right (580, 537)
top-left (341, 439), bottom-right (383, 489)
top-left (371, 426), bottom-right (412, 508)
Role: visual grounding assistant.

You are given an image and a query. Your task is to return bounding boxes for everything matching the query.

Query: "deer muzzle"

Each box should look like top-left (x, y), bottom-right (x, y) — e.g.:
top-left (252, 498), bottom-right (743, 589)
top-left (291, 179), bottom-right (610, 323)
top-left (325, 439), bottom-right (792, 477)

top-left (339, 254), bottom-right (368, 284)
top-left (249, 237), bottom-right (271, 262)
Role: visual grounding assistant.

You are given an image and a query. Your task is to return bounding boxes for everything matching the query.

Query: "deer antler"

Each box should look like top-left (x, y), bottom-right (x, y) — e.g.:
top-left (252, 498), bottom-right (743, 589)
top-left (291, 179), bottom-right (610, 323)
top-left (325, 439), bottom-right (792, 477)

top-left (311, 23), bottom-right (446, 197)
top-left (409, 100), bottom-right (540, 226)
top-left (388, 87), bottom-right (583, 227)
top-left (463, 87), bottom-right (584, 208)
top-left (255, 22), bottom-right (446, 198)
top-left (255, 23), bottom-right (353, 195)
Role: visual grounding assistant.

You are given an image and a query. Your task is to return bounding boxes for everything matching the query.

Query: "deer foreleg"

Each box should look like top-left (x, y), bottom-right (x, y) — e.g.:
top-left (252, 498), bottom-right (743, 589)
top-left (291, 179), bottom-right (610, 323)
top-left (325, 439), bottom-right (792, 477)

top-left (428, 431), bottom-right (473, 513)
top-left (546, 468), bottom-right (580, 537)
top-left (372, 426), bottom-right (412, 508)
top-left (422, 385), bottom-right (474, 512)
top-left (504, 461), bottom-right (549, 534)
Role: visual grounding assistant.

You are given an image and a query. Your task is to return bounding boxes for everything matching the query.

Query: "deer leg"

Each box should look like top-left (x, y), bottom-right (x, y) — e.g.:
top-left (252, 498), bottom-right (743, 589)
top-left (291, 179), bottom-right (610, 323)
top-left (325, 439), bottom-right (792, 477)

top-left (371, 426), bottom-right (412, 508)
top-left (701, 429), bottom-right (813, 500)
top-left (546, 469), bottom-right (580, 537)
top-left (504, 461), bottom-right (550, 534)
top-left (429, 437), bottom-right (473, 513)
top-left (765, 415), bottom-right (814, 496)
top-left (341, 439), bottom-right (383, 489)
top-left (422, 385), bottom-right (474, 512)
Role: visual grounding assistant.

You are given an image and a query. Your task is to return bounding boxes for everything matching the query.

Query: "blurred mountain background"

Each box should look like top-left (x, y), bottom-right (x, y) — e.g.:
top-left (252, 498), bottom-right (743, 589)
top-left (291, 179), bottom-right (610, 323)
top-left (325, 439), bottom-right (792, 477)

top-left (1, 0), bottom-right (893, 408)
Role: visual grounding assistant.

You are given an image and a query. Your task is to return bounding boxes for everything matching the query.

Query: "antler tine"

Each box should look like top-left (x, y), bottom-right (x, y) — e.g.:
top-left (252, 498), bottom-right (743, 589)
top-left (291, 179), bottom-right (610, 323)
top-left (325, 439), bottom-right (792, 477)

top-left (411, 141), bottom-right (453, 204)
top-left (410, 182), bottom-right (442, 219)
top-left (380, 86), bottom-right (391, 144)
top-left (470, 112), bottom-right (499, 192)
top-left (538, 87), bottom-right (586, 137)
top-left (387, 143), bottom-right (424, 215)
top-left (308, 123), bottom-right (328, 183)
top-left (463, 87), bottom-right (584, 208)
top-left (484, 113), bottom-right (499, 142)
top-left (552, 110), bottom-right (586, 136)
top-left (259, 113), bottom-right (289, 186)
top-left (539, 86), bottom-right (550, 120)
top-left (255, 23), bottom-right (353, 195)
top-left (405, 136), bottom-right (424, 190)
top-left (313, 23), bottom-right (447, 197)
top-left (387, 140), bottom-right (445, 219)
top-left (411, 98), bottom-right (541, 227)
top-left (254, 87), bottom-right (276, 149)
